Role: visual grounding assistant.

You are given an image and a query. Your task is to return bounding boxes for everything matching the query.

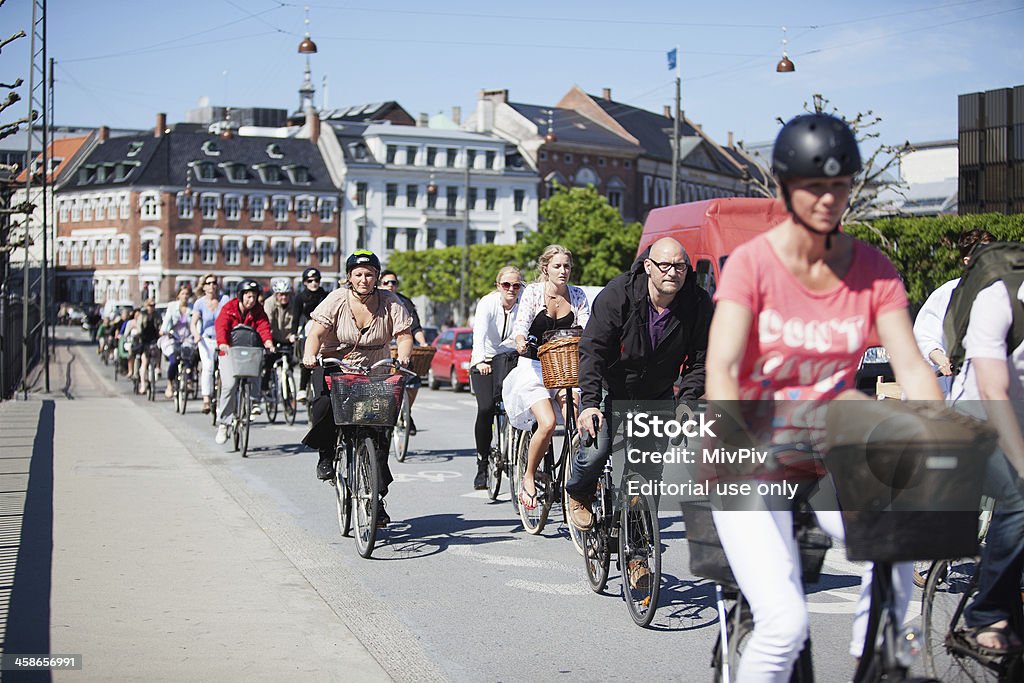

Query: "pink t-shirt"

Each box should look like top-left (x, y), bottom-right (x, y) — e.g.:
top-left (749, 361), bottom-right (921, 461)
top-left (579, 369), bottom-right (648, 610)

top-left (716, 235), bottom-right (907, 402)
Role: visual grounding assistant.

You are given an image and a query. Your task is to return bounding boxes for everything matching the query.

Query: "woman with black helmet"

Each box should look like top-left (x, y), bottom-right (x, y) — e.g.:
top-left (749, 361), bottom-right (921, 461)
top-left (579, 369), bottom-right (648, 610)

top-left (301, 250), bottom-right (413, 526)
top-left (291, 267), bottom-right (328, 403)
top-left (704, 113), bottom-right (942, 680)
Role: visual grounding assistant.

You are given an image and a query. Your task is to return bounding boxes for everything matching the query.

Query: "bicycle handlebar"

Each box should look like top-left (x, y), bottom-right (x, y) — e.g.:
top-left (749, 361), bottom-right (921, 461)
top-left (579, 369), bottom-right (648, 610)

top-left (319, 355), bottom-right (418, 377)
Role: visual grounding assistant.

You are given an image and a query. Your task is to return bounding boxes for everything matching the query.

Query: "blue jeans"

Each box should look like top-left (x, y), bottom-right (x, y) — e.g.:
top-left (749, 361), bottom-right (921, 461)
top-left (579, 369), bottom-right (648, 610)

top-left (565, 402), bottom-right (611, 502)
top-left (965, 450), bottom-right (1024, 629)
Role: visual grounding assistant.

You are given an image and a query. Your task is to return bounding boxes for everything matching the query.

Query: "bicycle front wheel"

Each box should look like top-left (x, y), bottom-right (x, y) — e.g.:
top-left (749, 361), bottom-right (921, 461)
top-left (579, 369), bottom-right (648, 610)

top-left (392, 389), bottom-right (411, 463)
top-left (516, 430), bottom-right (550, 534)
top-left (147, 363), bottom-right (157, 402)
top-left (352, 436), bottom-right (380, 558)
top-left (486, 413), bottom-right (505, 501)
top-left (211, 369), bottom-right (221, 426)
top-left (563, 430), bottom-right (585, 557)
top-left (713, 599), bottom-right (754, 683)
top-left (239, 382), bottom-right (251, 458)
top-left (265, 372), bottom-right (279, 423)
top-left (282, 369), bottom-right (297, 425)
top-left (620, 476), bottom-right (661, 627)
top-left (334, 437), bottom-right (352, 536)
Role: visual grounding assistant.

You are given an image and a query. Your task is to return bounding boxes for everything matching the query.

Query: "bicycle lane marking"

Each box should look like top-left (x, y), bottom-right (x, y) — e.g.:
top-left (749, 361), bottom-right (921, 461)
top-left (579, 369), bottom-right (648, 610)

top-left (447, 543), bottom-right (592, 595)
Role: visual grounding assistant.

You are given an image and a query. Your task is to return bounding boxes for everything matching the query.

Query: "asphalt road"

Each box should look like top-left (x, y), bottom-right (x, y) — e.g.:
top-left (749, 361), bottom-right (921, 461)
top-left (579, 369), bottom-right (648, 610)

top-left (74, 329), bottom-right (931, 682)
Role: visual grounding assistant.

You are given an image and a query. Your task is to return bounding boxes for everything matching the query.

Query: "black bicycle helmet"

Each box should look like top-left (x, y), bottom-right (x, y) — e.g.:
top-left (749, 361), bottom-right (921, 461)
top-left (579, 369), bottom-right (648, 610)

top-left (238, 279), bottom-right (261, 295)
top-left (302, 267), bottom-right (321, 281)
top-left (345, 249), bottom-right (381, 274)
top-left (772, 113), bottom-right (861, 181)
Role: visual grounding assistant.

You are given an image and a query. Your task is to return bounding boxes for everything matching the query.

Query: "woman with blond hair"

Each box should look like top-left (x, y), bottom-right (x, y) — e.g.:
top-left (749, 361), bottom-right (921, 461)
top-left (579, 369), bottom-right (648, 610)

top-left (191, 273), bottom-right (228, 414)
top-left (503, 245), bottom-right (590, 511)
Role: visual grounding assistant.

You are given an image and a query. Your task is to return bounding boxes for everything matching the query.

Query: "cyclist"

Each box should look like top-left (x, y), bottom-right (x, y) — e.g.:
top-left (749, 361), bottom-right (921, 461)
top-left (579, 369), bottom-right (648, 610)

top-left (301, 250), bottom-right (413, 525)
top-left (704, 113), bottom-right (943, 681)
top-left (569, 237), bottom-right (712, 541)
top-left (160, 285), bottom-right (195, 399)
top-left (135, 299), bottom-right (162, 395)
top-left (380, 270), bottom-right (428, 435)
top-left (262, 279), bottom-right (297, 400)
top-left (947, 254), bottom-right (1024, 656)
top-left (213, 279), bottom-right (274, 444)
top-left (503, 245), bottom-right (590, 511)
top-left (192, 273), bottom-right (228, 414)
top-left (469, 266), bottom-right (523, 489)
top-left (291, 267), bottom-right (328, 404)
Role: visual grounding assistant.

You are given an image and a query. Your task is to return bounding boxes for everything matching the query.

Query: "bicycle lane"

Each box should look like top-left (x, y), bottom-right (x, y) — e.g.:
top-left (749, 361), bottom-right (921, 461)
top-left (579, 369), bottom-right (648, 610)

top-left (39, 332), bottom-right (395, 681)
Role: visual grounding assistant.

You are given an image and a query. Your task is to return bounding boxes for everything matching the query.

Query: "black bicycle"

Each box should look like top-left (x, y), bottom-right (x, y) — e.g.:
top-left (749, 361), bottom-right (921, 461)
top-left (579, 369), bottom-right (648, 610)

top-left (264, 343), bottom-right (297, 425)
top-left (144, 341), bottom-right (160, 402)
top-left (173, 341), bottom-right (198, 414)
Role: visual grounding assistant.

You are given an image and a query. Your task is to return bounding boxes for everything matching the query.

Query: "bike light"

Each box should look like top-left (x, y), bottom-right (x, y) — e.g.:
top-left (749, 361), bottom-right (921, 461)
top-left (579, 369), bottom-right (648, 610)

top-left (895, 626), bottom-right (923, 668)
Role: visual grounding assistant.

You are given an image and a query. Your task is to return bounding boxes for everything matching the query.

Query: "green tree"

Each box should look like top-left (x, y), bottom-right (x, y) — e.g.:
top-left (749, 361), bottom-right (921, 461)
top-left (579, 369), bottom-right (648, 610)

top-left (386, 244), bottom-right (519, 302)
top-left (519, 184), bottom-right (642, 286)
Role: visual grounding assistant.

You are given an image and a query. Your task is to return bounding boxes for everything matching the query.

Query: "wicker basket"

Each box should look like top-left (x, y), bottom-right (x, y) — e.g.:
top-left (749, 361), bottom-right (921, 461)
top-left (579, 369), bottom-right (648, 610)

top-left (537, 336), bottom-right (580, 389)
top-left (390, 345), bottom-right (437, 378)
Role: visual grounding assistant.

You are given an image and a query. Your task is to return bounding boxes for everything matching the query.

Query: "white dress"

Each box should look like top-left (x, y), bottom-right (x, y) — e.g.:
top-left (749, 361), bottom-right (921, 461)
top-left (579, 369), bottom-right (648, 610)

top-left (501, 283), bottom-right (590, 430)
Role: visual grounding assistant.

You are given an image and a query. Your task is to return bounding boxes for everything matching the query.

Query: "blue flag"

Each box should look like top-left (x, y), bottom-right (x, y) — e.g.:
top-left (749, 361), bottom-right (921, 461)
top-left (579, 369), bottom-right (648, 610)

top-left (667, 48), bottom-right (677, 71)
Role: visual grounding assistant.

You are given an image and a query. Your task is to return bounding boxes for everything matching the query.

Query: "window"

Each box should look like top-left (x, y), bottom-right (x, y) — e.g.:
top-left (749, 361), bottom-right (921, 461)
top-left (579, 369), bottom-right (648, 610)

top-left (467, 149), bottom-right (477, 169)
top-left (127, 141), bottom-right (144, 157)
top-left (427, 228), bottom-right (438, 248)
top-left (426, 147), bottom-right (437, 166)
top-left (467, 187), bottom-right (478, 210)
top-left (486, 150), bottom-right (497, 169)
top-left (257, 165), bottom-right (282, 183)
top-left (82, 244), bottom-right (93, 265)
top-left (386, 183), bottom-right (398, 207)
top-left (140, 194), bottom-right (159, 220)
top-left (176, 238), bottom-right (194, 264)
top-left (249, 195), bottom-right (265, 222)
top-left (177, 193), bottom-right (193, 218)
top-left (386, 227), bottom-right (398, 250)
top-left (94, 197), bottom-right (106, 220)
top-left (445, 228), bottom-right (457, 247)
top-left (318, 199), bottom-right (334, 222)
top-left (446, 187), bottom-right (458, 217)
top-left (483, 231), bottom-right (496, 244)
top-left (194, 162), bottom-right (217, 181)
top-left (71, 200), bottom-right (81, 221)
top-left (223, 163), bottom-right (247, 183)
top-left (485, 188), bottom-right (497, 211)
top-left (624, 160), bottom-right (632, 168)
top-left (272, 241), bottom-right (288, 266)
top-left (539, 151), bottom-right (548, 161)
top-left (386, 145), bottom-right (397, 164)
top-left (94, 242), bottom-right (105, 265)
top-left (224, 239), bottom-right (241, 265)
top-left (285, 165), bottom-right (310, 184)
top-left (516, 229), bottom-right (526, 243)
top-left (272, 197), bottom-right (289, 222)
top-left (355, 182), bottom-right (367, 207)
top-left (295, 241), bottom-right (312, 265)
top-left (563, 153), bottom-right (573, 164)
top-left (224, 195), bottom-right (241, 221)
top-left (82, 199), bottom-right (93, 221)
top-left (200, 195), bottom-right (218, 220)
top-left (405, 146), bottom-right (417, 165)
top-left (118, 240), bottom-right (129, 263)
top-left (426, 187), bottom-right (438, 209)
top-left (249, 241), bottom-right (265, 266)
top-left (405, 228), bottom-right (417, 250)
top-left (141, 237), bottom-right (158, 263)
top-left (446, 148), bottom-right (457, 167)
top-left (107, 241), bottom-right (117, 263)
top-left (296, 198), bottom-right (312, 221)
top-left (598, 157), bottom-right (606, 167)
top-left (57, 243), bottom-right (68, 265)
top-left (356, 225), bottom-right (366, 250)
top-left (316, 241), bottom-right (334, 266)
top-left (114, 162), bottom-right (139, 182)
top-left (406, 185), bottom-right (418, 208)
top-left (514, 189), bottom-right (525, 212)
top-left (58, 202), bottom-right (69, 223)
top-left (467, 230), bottom-right (477, 245)
top-left (119, 195), bottom-right (130, 218)
top-left (607, 191), bottom-right (622, 209)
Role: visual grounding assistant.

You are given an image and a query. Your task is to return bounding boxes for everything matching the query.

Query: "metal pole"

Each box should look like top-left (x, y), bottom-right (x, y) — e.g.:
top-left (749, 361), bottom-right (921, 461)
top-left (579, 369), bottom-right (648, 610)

top-left (461, 161), bottom-right (470, 324)
top-left (670, 73), bottom-right (680, 206)
top-left (21, 0), bottom-right (41, 399)
top-left (41, 48), bottom-right (50, 393)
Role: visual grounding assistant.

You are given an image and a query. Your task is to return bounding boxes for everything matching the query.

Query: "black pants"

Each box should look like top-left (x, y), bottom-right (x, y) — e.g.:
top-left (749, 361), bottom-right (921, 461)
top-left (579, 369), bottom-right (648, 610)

top-left (470, 368), bottom-right (497, 459)
top-left (301, 367), bottom-right (394, 495)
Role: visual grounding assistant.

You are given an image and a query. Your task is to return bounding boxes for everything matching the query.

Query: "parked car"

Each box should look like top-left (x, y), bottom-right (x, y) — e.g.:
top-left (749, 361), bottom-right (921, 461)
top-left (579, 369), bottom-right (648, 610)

top-left (428, 327), bottom-right (472, 392)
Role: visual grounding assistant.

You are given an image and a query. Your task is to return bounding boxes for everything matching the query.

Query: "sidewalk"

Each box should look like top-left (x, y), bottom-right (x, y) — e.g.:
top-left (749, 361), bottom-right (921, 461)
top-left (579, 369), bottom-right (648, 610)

top-left (0, 334), bottom-right (391, 681)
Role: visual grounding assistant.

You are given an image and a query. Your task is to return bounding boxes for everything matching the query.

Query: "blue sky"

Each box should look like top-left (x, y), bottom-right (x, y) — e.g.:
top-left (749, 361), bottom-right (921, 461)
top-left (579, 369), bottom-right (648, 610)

top-left (2, 0), bottom-right (1022, 149)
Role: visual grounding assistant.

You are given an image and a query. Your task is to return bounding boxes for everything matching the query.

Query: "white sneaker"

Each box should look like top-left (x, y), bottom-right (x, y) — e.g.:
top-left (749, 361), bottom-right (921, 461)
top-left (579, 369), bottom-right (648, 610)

top-left (251, 404), bottom-right (262, 416)
top-left (215, 425), bottom-right (229, 444)
top-left (297, 389), bottom-right (307, 402)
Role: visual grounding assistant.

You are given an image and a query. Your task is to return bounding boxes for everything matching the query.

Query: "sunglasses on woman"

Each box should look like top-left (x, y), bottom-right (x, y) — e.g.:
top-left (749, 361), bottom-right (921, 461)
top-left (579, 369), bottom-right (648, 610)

top-left (498, 282), bottom-right (522, 291)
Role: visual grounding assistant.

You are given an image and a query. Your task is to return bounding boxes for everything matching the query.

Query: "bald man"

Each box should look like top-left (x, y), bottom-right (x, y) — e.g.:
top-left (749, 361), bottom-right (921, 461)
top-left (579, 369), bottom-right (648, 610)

top-left (566, 237), bottom-right (713, 534)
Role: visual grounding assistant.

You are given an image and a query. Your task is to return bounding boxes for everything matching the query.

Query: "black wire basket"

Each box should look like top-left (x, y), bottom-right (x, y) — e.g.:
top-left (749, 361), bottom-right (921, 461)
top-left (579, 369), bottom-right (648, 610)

top-left (328, 373), bottom-right (406, 427)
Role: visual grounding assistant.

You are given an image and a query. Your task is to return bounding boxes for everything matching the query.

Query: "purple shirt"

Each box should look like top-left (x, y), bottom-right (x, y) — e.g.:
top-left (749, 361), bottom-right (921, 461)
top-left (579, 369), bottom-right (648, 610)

top-left (647, 299), bottom-right (673, 349)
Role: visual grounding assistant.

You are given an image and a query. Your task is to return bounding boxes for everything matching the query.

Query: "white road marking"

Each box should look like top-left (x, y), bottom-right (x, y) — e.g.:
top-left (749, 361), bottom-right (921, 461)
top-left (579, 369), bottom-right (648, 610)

top-left (390, 470), bottom-right (463, 483)
top-left (505, 579), bottom-right (592, 596)
top-left (448, 545), bottom-right (577, 573)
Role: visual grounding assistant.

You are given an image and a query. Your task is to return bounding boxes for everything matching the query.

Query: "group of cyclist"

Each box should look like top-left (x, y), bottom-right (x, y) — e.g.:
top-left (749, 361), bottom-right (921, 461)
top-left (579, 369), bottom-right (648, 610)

top-left (87, 110), bottom-right (1021, 679)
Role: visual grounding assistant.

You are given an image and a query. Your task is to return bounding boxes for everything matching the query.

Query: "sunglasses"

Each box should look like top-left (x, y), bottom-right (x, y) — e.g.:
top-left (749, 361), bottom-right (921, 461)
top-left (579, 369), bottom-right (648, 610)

top-left (648, 259), bottom-right (688, 274)
top-left (203, 280), bottom-right (217, 286)
top-left (381, 280), bottom-right (399, 286)
top-left (305, 278), bottom-right (320, 283)
top-left (498, 282), bottom-right (522, 291)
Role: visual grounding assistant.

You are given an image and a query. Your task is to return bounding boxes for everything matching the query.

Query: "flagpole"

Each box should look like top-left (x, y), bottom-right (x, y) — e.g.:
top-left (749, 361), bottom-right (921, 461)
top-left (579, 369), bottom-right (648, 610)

top-left (671, 45), bottom-right (680, 205)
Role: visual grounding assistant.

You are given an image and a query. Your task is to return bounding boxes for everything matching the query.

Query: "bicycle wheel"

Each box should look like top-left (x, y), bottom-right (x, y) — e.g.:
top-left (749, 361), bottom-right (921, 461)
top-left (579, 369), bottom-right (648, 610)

top-left (265, 372), bottom-right (279, 423)
top-left (282, 369), bottom-right (297, 426)
top-left (211, 369), bottom-right (221, 426)
top-left (713, 599), bottom-right (753, 683)
top-left (516, 431), bottom-right (550, 534)
top-left (508, 429), bottom-right (521, 515)
top-left (922, 557), bottom-right (1003, 682)
top-left (239, 382), bottom-right (251, 458)
top-left (620, 476), bottom-right (661, 627)
top-left (486, 413), bottom-right (505, 501)
top-left (175, 365), bottom-right (187, 414)
top-left (352, 436), bottom-right (380, 558)
top-left (334, 438), bottom-right (352, 536)
top-left (392, 389), bottom-right (411, 463)
top-left (147, 361), bottom-right (157, 401)
top-left (563, 431), bottom-right (585, 556)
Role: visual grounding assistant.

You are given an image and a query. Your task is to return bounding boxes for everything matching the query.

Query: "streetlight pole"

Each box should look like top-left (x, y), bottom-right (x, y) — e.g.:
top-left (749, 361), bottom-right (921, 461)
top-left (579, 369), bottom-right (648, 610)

top-left (670, 45), bottom-right (680, 206)
top-left (459, 156), bottom-right (471, 324)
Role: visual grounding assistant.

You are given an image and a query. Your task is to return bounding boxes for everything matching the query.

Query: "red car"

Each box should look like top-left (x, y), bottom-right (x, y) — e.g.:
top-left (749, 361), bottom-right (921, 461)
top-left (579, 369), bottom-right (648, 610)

top-left (428, 327), bottom-right (472, 392)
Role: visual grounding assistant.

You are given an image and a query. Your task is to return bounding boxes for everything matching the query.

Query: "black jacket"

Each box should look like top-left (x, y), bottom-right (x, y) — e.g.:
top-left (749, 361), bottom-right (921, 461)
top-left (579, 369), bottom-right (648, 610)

top-left (290, 287), bottom-right (328, 335)
top-left (394, 291), bottom-right (424, 338)
top-left (578, 251), bottom-right (713, 410)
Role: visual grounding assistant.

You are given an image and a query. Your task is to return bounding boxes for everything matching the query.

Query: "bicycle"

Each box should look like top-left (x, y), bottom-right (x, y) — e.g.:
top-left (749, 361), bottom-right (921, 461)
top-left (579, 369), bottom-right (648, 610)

top-left (173, 341), bottom-right (198, 414)
top-left (322, 357), bottom-right (416, 559)
top-left (210, 350), bottom-right (221, 427)
top-left (144, 342), bottom-right (160, 402)
top-left (483, 351), bottom-right (519, 501)
top-left (263, 343), bottom-right (297, 426)
top-left (224, 346), bottom-right (264, 458)
top-left (390, 345), bottom-right (435, 463)
top-left (580, 412), bottom-right (664, 627)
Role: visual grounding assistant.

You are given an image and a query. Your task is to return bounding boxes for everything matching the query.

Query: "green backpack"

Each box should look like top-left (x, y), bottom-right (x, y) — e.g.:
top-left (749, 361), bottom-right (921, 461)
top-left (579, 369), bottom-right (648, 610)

top-left (943, 241), bottom-right (1024, 375)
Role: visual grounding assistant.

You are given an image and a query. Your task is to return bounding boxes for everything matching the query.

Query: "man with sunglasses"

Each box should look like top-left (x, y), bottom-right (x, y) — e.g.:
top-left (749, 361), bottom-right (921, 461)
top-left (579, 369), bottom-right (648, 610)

top-left (566, 237), bottom-right (713, 537)
top-left (380, 270), bottom-right (428, 434)
top-left (290, 267), bottom-right (328, 402)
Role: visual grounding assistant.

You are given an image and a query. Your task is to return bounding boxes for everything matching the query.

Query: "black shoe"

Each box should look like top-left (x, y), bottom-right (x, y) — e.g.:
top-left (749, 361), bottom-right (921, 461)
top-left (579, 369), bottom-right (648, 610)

top-left (316, 456), bottom-right (335, 481)
top-left (408, 416), bottom-right (417, 436)
top-left (377, 499), bottom-right (391, 527)
top-left (473, 458), bottom-right (488, 490)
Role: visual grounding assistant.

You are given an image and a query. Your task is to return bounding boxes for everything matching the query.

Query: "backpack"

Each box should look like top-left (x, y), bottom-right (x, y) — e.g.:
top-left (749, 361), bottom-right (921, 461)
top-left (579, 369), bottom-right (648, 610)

top-left (943, 241), bottom-right (1024, 374)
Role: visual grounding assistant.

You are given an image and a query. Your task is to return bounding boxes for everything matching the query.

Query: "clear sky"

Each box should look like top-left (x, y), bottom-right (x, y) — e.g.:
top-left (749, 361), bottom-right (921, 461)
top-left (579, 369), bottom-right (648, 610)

top-left (2, 0), bottom-right (1022, 149)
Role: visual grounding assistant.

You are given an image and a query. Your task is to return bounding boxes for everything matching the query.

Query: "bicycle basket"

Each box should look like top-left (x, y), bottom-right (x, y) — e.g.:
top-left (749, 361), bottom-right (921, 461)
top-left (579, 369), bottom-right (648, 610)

top-left (230, 324), bottom-right (262, 348)
top-left (227, 346), bottom-right (263, 378)
top-left (537, 336), bottom-right (580, 389)
top-left (391, 345), bottom-right (436, 378)
top-left (179, 342), bottom-right (197, 364)
top-left (329, 373), bottom-right (406, 426)
top-left (824, 400), bottom-right (996, 562)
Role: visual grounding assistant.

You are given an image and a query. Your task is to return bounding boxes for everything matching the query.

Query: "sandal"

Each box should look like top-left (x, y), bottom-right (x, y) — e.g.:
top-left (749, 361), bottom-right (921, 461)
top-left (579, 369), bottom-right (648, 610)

top-left (518, 482), bottom-right (538, 511)
top-left (201, 400), bottom-right (211, 414)
top-left (962, 624), bottom-right (1024, 657)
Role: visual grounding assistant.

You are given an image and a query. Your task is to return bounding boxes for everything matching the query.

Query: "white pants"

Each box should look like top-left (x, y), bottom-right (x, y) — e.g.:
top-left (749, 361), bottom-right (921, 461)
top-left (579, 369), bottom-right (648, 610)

top-left (197, 337), bottom-right (216, 398)
top-left (711, 507), bottom-right (913, 683)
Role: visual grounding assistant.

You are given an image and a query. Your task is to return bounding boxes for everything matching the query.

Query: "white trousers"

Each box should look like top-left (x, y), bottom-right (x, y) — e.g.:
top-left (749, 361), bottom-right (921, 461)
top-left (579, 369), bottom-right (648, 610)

top-left (197, 337), bottom-right (216, 398)
top-left (711, 508), bottom-right (913, 683)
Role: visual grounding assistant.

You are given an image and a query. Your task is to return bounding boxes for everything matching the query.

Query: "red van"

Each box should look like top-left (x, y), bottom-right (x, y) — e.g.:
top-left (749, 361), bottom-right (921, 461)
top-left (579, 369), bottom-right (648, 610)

top-left (638, 197), bottom-right (789, 297)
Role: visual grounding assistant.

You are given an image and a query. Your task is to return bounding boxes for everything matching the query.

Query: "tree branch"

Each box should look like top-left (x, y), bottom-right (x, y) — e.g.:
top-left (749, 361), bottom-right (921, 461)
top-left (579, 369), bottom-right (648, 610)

top-left (0, 30), bottom-right (26, 55)
top-left (0, 77), bottom-right (23, 90)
